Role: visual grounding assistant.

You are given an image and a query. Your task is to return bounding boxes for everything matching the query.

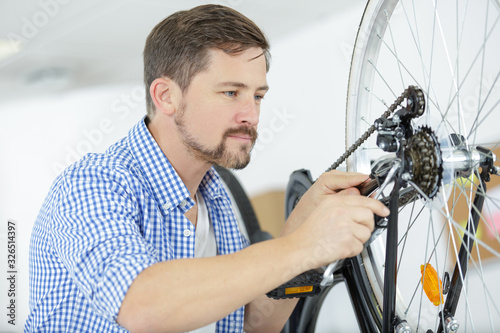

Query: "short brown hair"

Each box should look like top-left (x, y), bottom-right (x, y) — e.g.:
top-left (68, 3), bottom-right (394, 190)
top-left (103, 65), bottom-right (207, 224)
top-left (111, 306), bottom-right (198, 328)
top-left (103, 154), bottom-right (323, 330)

top-left (143, 4), bottom-right (271, 118)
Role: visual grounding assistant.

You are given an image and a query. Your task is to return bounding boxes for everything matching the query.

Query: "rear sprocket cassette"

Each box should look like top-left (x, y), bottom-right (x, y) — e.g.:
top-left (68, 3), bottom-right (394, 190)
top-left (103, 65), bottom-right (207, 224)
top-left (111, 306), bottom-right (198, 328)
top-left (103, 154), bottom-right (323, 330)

top-left (405, 126), bottom-right (443, 199)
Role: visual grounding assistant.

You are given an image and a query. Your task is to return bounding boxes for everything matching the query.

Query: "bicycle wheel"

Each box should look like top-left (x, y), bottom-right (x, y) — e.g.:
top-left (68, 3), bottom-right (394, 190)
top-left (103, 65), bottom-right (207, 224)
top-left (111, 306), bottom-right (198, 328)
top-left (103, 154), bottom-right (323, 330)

top-left (346, 0), bottom-right (500, 332)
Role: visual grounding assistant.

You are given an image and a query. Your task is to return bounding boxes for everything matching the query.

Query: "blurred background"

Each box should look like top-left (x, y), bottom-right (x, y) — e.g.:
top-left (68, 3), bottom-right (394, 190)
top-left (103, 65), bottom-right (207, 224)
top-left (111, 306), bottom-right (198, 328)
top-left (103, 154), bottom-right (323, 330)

top-left (0, 0), bottom-right (369, 331)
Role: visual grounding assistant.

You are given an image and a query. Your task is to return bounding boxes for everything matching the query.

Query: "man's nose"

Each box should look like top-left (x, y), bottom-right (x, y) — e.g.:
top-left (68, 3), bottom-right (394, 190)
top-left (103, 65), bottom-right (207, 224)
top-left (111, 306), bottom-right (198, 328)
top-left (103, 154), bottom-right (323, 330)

top-left (235, 97), bottom-right (260, 127)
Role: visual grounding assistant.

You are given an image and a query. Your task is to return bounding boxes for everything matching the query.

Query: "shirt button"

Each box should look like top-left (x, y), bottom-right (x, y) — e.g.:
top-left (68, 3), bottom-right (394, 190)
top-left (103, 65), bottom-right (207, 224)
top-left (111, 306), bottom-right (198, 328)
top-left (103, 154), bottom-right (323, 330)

top-left (179, 199), bottom-right (188, 208)
top-left (163, 202), bottom-right (171, 210)
top-left (183, 229), bottom-right (192, 237)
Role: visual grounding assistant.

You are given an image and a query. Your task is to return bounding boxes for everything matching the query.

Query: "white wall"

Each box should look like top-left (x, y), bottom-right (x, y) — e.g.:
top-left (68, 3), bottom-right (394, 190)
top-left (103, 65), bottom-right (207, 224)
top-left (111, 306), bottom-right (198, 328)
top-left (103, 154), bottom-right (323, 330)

top-left (235, 1), bottom-right (366, 193)
top-left (0, 2), bottom-right (366, 330)
top-left (0, 83), bottom-right (148, 330)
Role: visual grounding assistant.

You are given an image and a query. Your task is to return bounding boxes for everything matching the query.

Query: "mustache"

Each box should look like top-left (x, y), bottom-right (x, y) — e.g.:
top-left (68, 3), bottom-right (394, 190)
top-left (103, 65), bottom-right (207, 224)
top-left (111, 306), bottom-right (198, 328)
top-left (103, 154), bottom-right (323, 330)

top-left (223, 127), bottom-right (258, 142)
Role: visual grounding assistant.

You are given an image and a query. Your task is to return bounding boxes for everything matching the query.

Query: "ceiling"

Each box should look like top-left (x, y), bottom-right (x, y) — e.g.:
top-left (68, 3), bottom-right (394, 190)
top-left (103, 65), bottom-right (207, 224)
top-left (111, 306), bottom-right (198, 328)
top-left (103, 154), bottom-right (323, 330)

top-left (0, 0), bottom-right (359, 103)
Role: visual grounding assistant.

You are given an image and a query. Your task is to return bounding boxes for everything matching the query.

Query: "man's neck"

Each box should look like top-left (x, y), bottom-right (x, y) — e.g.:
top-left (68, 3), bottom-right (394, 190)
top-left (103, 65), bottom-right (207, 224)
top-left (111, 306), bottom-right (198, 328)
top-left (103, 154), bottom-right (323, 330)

top-left (146, 118), bottom-right (210, 198)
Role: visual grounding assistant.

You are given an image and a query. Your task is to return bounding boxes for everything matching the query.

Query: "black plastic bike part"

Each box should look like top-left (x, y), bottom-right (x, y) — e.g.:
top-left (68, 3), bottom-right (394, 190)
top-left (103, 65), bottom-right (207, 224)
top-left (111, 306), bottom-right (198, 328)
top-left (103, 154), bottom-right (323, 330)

top-left (267, 269), bottom-right (324, 299)
top-left (382, 179), bottom-right (402, 333)
top-left (375, 117), bottom-right (403, 153)
top-left (213, 165), bottom-right (272, 244)
top-left (284, 169), bottom-right (314, 220)
top-left (375, 104), bottom-right (418, 153)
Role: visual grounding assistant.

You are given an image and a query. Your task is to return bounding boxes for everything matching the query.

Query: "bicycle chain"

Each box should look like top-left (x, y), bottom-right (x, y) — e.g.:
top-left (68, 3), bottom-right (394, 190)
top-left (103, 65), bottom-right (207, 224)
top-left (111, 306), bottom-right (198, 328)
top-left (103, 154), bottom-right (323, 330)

top-left (326, 86), bottom-right (424, 172)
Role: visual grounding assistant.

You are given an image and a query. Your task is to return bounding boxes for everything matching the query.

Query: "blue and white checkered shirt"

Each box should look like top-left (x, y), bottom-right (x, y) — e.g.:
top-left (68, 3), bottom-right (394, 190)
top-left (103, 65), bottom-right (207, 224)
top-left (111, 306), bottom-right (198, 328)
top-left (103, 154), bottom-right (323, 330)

top-left (25, 118), bottom-right (250, 332)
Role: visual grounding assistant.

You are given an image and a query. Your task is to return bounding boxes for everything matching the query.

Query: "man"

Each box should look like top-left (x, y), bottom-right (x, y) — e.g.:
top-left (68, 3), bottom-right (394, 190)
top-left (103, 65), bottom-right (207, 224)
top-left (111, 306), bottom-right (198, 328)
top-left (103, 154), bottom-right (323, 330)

top-left (26, 4), bottom-right (389, 332)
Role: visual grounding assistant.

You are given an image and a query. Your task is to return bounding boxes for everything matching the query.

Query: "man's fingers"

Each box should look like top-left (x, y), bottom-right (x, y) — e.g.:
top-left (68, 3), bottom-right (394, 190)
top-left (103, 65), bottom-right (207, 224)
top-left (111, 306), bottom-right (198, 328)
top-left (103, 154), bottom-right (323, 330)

top-left (350, 206), bottom-right (376, 231)
top-left (332, 195), bottom-right (390, 217)
top-left (351, 222), bottom-right (373, 246)
top-left (336, 188), bottom-right (361, 196)
top-left (319, 170), bottom-right (369, 193)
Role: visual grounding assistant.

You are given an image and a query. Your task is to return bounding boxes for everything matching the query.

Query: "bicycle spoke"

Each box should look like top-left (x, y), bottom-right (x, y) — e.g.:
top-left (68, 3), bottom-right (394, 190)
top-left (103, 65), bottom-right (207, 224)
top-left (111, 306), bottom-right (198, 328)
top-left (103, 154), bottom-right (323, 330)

top-left (385, 10), bottom-right (407, 89)
top-left (367, 58), bottom-right (399, 100)
top-left (439, 12), bottom-right (500, 129)
top-left (469, 0), bottom-right (491, 146)
top-left (467, 70), bottom-right (500, 140)
top-left (378, 37), bottom-right (441, 112)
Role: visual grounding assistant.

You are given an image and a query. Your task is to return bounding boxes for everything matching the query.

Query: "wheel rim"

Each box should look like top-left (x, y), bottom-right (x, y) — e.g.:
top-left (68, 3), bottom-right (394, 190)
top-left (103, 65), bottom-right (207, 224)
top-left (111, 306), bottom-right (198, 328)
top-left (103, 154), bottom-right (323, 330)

top-left (346, 0), bottom-right (500, 332)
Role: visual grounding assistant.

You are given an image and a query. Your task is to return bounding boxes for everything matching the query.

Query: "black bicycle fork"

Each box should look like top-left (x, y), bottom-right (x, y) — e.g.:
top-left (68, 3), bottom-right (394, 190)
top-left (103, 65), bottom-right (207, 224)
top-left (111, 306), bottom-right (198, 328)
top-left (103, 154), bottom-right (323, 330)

top-left (436, 159), bottom-right (492, 333)
top-left (382, 179), bottom-right (402, 333)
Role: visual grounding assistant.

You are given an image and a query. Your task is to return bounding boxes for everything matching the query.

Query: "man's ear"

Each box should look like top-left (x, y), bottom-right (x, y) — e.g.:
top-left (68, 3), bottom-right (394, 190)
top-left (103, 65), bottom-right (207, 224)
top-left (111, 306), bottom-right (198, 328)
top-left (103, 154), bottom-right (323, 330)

top-left (149, 77), bottom-right (181, 116)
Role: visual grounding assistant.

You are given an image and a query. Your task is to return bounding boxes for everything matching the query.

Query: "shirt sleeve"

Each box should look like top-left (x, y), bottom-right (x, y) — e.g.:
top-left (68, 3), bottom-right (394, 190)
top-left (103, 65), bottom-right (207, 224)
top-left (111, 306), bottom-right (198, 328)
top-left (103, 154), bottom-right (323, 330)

top-left (49, 163), bottom-right (158, 323)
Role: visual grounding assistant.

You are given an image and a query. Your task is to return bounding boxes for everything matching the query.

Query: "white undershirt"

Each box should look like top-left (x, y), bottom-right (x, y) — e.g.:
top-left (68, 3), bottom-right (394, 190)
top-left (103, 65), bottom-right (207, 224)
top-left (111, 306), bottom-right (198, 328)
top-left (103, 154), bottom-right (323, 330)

top-left (194, 191), bottom-right (217, 258)
top-left (190, 191), bottom-right (217, 333)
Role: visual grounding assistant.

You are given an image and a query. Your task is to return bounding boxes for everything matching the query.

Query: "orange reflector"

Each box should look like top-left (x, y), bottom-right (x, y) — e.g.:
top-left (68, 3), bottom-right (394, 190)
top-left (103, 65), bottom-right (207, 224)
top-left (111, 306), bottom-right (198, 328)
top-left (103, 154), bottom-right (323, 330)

top-left (420, 263), bottom-right (443, 306)
top-left (285, 286), bottom-right (314, 295)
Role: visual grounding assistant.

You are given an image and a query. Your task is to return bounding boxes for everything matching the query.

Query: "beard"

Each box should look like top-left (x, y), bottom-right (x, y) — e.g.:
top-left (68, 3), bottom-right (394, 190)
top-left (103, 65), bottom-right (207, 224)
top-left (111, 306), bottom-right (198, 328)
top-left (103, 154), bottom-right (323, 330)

top-left (174, 102), bottom-right (258, 170)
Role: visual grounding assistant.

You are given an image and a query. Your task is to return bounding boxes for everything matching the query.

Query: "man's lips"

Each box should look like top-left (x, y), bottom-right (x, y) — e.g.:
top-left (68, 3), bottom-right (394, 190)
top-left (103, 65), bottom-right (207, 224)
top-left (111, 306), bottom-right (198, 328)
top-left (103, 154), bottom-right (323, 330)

top-left (224, 127), bottom-right (258, 144)
top-left (227, 134), bottom-right (253, 141)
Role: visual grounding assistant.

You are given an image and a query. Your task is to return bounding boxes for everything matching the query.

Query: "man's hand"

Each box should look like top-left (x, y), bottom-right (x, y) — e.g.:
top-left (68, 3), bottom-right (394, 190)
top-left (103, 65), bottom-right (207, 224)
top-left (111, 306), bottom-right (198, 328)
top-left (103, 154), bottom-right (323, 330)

top-left (279, 170), bottom-right (390, 272)
top-left (281, 170), bottom-right (379, 237)
top-left (291, 194), bottom-right (389, 270)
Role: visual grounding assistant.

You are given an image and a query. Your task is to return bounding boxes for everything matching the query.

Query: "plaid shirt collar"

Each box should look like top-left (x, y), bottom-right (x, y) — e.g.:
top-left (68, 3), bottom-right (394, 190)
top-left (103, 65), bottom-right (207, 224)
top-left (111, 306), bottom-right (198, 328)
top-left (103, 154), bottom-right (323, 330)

top-left (126, 118), bottom-right (226, 213)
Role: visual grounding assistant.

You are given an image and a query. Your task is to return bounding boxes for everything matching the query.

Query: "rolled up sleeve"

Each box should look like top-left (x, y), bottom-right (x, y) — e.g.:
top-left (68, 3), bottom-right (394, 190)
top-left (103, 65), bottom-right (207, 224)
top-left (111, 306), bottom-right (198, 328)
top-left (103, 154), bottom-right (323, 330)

top-left (50, 165), bottom-right (158, 323)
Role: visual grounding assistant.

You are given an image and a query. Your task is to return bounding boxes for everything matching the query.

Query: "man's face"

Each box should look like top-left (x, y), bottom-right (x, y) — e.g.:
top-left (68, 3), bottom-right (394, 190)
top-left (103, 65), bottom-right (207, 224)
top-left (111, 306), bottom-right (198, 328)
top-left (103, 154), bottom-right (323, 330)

top-left (174, 47), bottom-right (268, 169)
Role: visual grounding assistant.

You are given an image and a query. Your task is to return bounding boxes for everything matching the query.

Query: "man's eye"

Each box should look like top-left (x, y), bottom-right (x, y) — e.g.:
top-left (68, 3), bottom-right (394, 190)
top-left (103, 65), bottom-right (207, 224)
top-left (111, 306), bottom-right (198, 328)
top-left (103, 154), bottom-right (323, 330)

top-left (224, 91), bottom-right (237, 98)
top-left (254, 94), bottom-right (265, 102)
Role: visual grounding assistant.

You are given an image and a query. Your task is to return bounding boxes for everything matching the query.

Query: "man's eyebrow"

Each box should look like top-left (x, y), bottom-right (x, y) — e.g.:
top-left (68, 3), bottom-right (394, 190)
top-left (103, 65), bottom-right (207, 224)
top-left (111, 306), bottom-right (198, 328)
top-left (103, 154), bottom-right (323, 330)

top-left (216, 82), bottom-right (269, 91)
